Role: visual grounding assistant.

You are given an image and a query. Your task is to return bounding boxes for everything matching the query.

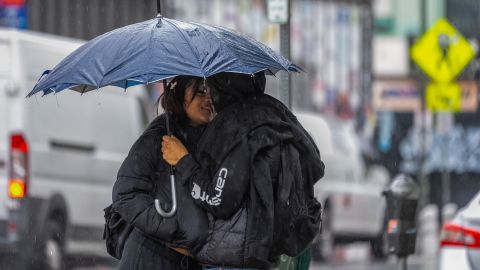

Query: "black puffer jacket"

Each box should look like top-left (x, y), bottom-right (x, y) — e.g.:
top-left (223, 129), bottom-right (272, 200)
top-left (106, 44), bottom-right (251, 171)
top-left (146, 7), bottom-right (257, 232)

top-left (112, 114), bottom-right (209, 253)
top-left (176, 94), bottom-right (325, 268)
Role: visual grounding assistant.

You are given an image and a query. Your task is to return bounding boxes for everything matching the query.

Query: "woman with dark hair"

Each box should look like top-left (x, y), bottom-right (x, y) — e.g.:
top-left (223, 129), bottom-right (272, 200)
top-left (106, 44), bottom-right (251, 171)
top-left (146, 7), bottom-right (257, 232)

top-left (112, 76), bottom-right (214, 270)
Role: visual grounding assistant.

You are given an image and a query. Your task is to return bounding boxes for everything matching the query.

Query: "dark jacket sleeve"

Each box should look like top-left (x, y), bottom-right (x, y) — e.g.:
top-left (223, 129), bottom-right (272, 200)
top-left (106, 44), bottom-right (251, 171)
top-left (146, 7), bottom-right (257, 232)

top-left (175, 141), bottom-right (250, 219)
top-left (112, 131), bottom-right (178, 242)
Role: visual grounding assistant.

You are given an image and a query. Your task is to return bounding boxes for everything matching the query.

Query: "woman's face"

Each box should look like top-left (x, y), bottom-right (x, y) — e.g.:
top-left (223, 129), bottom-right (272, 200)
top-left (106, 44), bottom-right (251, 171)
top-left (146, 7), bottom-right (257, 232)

top-left (184, 82), bottom-right (215, 126)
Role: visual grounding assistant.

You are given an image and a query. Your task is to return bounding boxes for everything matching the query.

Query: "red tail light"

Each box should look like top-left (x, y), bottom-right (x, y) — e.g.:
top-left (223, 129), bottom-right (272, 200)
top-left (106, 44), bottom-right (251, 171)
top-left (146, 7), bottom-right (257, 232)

top-left (441, 222), bottom-right (480, 249)
top-left (8, 134), bottom-right (28, 199)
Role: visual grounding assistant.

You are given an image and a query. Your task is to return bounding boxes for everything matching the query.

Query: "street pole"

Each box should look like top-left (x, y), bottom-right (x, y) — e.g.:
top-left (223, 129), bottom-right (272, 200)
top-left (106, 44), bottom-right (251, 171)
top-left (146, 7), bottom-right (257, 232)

top-left (418, 0), bottom-right (430, 210)
top-left (440, 0), bottom-right (451, 215)
top-left (441, 117), bottom-right (451, 206)
top-left (399, 257), bottom-right (407, 270)
top-left (267, 0), bottom-right (291, 108)
top-left (360, 0), bottom-right (373, 129)
top-left (279, 0), bottom-right (292, 109)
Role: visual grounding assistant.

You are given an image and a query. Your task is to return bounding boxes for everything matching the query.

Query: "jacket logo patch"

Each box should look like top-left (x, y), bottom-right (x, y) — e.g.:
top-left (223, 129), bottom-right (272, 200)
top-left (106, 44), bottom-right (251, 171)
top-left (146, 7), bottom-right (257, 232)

top-left (191, 168), bottom-right (228, 206)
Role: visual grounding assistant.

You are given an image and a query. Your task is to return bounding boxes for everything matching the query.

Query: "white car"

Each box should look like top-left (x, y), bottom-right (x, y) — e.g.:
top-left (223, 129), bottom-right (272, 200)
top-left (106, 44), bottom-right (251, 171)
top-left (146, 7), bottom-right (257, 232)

top-left (439, 190), bottom-right (480, 270)
top-left (295, 112), bottom-right (390, 260)
top-left (0, 29), bottom-right (153, 269)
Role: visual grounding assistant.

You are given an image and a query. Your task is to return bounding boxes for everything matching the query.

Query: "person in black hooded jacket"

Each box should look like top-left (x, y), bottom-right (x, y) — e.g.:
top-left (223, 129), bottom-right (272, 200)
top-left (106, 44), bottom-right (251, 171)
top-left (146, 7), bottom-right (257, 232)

top-left (162, 72), bottom-right (325, 269)
top-left (112, 76), bottom-right (215, 270)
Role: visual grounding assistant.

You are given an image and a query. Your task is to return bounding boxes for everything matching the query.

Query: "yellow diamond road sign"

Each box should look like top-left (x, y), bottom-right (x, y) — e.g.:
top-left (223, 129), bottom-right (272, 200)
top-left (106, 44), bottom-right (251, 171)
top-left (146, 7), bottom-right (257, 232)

top-left (411, 18), bottom-right (477, 83)
top-left (426, 82), bottom-right (461, 112)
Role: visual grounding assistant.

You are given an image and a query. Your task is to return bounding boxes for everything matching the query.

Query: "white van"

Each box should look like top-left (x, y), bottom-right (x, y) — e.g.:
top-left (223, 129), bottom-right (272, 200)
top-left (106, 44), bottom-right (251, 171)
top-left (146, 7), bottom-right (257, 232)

top-left (295, 111), bottom-right (390, 261)
top-left (0, 29), bottom-right (153, 269)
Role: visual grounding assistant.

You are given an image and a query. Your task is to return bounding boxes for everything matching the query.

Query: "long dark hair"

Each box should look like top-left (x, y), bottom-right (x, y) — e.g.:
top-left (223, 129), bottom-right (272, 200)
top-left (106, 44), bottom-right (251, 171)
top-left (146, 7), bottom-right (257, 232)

top-left (157, 76), bottom-right (205, 117)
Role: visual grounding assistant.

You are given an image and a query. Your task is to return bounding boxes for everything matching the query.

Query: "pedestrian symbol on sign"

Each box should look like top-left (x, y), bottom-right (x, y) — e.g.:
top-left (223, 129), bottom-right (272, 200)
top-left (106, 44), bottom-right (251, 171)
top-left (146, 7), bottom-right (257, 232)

top-left (411, 18), bottom-right (476, 83)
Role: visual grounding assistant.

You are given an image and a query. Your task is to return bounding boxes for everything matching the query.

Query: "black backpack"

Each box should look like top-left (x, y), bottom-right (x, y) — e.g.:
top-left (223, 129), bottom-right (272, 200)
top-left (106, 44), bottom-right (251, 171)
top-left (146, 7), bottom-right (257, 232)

top-left (270, 142), bottom-right (323, 257)
top-left (103, 204), bottom-right (134, 259)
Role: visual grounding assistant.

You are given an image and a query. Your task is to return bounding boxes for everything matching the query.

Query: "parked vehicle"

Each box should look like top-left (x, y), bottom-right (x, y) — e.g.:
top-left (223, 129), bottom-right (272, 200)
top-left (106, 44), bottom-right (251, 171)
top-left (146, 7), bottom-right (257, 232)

top-left (295, 111), bottom-right (390, 261)
top-left (0, 29), bottom-right (153, 269)
top-left (439, 190), bottom-right (480, 270)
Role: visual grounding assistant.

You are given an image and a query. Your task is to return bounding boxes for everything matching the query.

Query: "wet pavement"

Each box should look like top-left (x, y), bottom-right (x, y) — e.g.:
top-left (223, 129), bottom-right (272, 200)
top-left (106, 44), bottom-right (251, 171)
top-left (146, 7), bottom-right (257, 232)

top-left (0, 243), bottom-right (436, 270)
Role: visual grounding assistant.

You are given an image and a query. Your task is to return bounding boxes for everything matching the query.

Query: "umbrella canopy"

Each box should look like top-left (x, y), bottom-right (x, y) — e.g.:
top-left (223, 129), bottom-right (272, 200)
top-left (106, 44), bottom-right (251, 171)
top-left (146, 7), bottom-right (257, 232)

top-left (27, 16), bottom-right (301, 97)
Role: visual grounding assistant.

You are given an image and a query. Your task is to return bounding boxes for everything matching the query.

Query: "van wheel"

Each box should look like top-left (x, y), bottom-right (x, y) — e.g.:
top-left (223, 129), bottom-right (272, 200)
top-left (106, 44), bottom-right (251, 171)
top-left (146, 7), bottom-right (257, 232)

top-left (38, 220), bottom-right (65, 270)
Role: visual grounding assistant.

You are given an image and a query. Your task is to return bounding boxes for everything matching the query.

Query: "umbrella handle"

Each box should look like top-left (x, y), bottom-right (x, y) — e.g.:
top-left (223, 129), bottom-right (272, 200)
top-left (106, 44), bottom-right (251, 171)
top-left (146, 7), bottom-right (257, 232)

top-left (156, 78), bottom-right (176, 218)
top-left (154, 174), bottom-right (177, 217)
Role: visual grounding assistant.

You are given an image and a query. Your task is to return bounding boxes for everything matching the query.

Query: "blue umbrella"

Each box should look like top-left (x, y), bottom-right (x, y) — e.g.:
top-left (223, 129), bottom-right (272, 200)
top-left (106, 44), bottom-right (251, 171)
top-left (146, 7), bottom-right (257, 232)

top-left (27, 17), bottom-right (300, 97)
top-left (27, 6), bottom-right (301, 218)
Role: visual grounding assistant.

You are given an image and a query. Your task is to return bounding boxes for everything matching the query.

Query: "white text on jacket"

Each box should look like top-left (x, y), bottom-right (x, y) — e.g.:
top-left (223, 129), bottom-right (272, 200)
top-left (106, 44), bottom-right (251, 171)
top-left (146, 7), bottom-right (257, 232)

top-left (191, 168), bottom-right (228, 206)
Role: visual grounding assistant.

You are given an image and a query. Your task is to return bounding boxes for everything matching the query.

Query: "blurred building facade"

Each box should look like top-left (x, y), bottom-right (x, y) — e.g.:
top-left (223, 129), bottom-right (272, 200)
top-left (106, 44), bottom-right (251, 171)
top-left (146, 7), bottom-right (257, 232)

top-left (164, 0), bottom-right (373, 120)
top-left (25, 0), bottom-right (161, 40)
top-left (372, 0), bottom-right (480, 208)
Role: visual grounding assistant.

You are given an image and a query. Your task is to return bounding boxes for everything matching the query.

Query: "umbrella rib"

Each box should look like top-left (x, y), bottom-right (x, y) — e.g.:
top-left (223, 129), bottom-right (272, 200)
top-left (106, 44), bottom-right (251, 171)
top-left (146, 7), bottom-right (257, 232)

top-left (148, 20), bottom-right (158, 84)
top-left (164, 19), bottom-right (205, 77)
top-left (81, 85), bottom-right (87, 95)
top-left (193, 23), bottom-right (285, 75)
top-left (215, 25), bottom-right (298, 72)
top-left (192, 23), bottom-right (250, 74)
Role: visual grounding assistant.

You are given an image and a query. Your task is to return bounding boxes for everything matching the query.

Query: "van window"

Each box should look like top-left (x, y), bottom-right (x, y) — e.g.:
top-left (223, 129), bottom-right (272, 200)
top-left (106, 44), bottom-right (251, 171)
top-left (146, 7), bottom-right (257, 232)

top-left (0, 42), bottom-right (10, 78)
top-left (330, 123), bottom-right (356, 155)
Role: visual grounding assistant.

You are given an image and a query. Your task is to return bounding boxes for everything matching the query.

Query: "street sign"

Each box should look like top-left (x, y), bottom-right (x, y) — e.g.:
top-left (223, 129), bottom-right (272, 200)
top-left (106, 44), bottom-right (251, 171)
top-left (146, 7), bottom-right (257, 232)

top-left (411, 18), bottom-right (476, 83)
top-left (373, 80), bottom-right (477, 112)
top-left (372, 80), bottom-right (419, 112)
top-left (426, 82), bottom-right (461, 112)
top-left (267, 0), bottom-right (289, 24)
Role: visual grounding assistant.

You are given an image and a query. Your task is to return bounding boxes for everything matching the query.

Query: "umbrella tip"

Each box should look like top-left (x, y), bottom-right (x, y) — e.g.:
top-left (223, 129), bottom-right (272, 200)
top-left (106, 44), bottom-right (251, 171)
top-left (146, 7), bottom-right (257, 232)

top-left (156, 14), bottom-right (163, 28)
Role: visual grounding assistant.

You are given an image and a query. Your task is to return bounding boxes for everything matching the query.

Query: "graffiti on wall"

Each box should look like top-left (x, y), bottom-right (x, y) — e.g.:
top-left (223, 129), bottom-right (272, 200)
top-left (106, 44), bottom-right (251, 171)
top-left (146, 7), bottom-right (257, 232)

top-left (400, 125), bottom-right (480, 174)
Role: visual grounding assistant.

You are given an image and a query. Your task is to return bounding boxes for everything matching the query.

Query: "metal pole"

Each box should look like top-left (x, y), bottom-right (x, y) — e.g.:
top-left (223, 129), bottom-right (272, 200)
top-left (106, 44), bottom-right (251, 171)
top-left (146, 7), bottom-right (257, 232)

top-left (441, 131), bottom-right (451, 206)
top-left (360, 0), bottom-right (373, 128)
top-left (279, 0), bottom-right (292, 109)
top-left (418, 0), bottom-right (430, 209)
top-left (437, 0), bottom-right (452, 213)
top-left (398, 257), bottom-right (408, 270)
top-left (435, 115), bottom-right (453, 219)
top-left (420, 0), bottom-right (427, 34)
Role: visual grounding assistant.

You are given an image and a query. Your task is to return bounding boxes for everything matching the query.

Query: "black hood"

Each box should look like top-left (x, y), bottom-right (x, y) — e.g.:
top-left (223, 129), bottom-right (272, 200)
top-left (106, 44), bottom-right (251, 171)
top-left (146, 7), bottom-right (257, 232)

top-left (208, 71), bottom-right (266, 113)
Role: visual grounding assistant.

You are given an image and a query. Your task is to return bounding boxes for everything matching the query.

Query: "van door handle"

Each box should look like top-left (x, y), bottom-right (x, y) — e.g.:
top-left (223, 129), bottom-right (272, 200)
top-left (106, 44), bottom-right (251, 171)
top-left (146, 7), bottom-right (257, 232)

top-left (49, 140), bottom-right (95, 153)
